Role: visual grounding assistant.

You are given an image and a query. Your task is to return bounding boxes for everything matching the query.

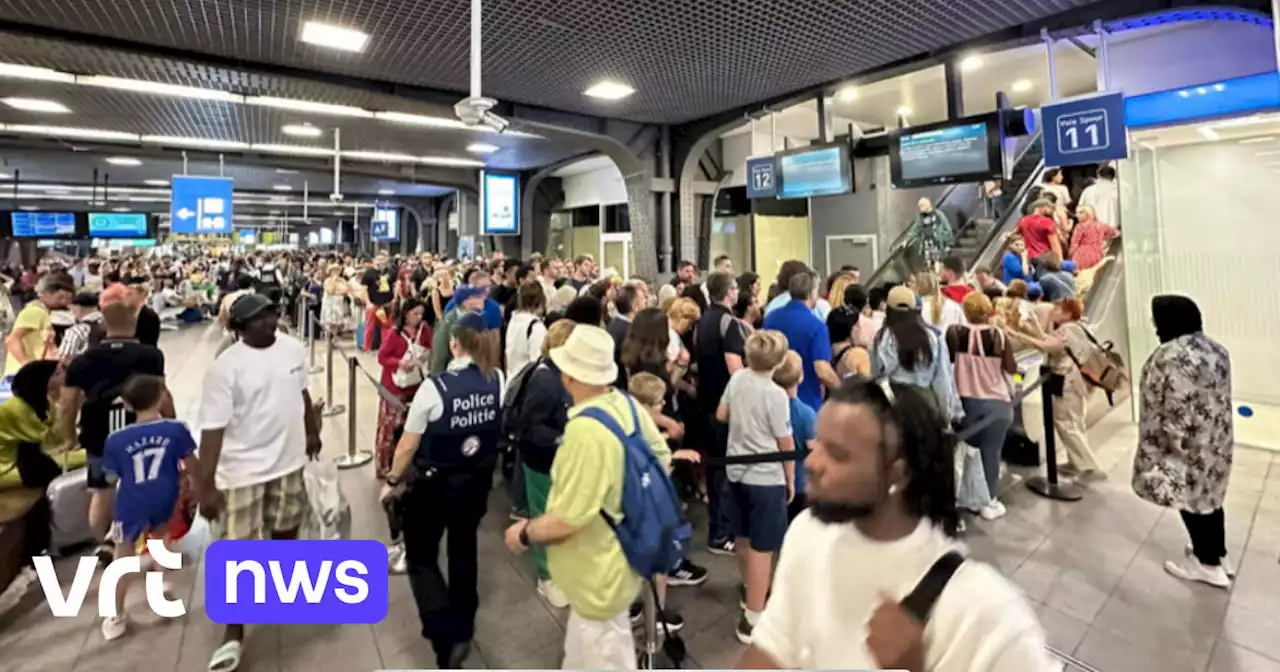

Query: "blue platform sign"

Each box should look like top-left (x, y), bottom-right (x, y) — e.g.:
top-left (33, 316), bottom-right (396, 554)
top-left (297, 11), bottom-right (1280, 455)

top-left (1041, 91), bottom-right (1128, 167)
top-left (745, 156), bottom-right (777, 199)
top-left (170, 176), bottom-right (233, 234)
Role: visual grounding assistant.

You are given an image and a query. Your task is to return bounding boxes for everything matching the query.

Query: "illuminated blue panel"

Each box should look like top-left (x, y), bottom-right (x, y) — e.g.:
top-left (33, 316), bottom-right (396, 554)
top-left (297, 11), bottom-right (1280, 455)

top-left (1124, 71), bottom-right (1280, 129)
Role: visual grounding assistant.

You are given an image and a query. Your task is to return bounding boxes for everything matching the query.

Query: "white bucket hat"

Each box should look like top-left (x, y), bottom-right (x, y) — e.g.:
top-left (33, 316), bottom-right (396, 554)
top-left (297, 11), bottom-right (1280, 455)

top-left (550, 324), bottom-right (618, 387)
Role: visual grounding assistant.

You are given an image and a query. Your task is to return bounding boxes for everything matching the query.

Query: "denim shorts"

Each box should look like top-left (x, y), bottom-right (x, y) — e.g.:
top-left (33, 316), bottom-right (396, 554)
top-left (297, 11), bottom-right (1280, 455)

top-left (724, 481), bottom-right (789, 552)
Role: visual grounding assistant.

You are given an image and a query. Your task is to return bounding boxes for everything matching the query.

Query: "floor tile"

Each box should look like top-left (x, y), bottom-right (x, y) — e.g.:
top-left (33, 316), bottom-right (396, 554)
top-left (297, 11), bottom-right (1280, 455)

top-left (1208, 641), bottom-right (1280, 672)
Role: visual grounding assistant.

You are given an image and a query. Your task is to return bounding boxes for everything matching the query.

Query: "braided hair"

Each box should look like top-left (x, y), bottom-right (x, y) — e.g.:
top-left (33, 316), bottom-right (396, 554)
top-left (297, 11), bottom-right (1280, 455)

top-left (827, 377), bottom-right (959, 537)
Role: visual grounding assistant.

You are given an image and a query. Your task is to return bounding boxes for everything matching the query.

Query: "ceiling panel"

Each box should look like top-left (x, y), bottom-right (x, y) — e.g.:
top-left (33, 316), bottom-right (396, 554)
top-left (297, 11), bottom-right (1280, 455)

top-left (0, 0), bottom-right (1106, 124)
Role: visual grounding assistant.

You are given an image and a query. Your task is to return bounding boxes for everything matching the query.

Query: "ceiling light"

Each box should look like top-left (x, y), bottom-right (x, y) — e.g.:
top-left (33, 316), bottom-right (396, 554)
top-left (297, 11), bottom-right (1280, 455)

top-left (273, 184), bottom-right (293, 191)
top-left (837, 88), bottom-right (857, 102)
top-left (19, 206), bottom-right (38, 211)
top-left (1239, 136), bottom-right (1276, 145)
top-left (373, 111), bottom-right (469, 130)
top-left (106, 157), bottom-right (142, 166)
top-left (77, 76), bottom-right (243, 103)
top-left (1213, 83), bottom-right (1226, 92)
top-left (0, 172), bottom-right (9, 179)
top-left (282, 124), bottom-right (323, 137)
top-left (299, 21), bottom-right (370, 52)
top-left (246, 96), bottom-right (374, 118)
top-left (45, 188), bottom-right (72, 194)
top-left (1011, 80), bottom-right (1033, 93)
top-left (251, 144), bottom-right (335, 157)
top-left (112, 207), bottom-right (131, 212)
top-left (142, 135), bottom-right (250, 150)
top-left (960, 55), bottom-right (983, 72)
top-left (128, 196), bottom-right (167, 203)
top-left (1178, 90), bottom-right (1191, 98)
top-left (466, 143), bottom-right (499, 154)
top-left (5, 125), bottom-right (138, 141)
top-left (584, 81), bottom-right (636, 100)
top-left (87, 200), bottom-right (106, 206)
top-left (377, 188), bottom-right (395, 195)
top-left (269, 209), bottom-right (283, 215)
top-left (896, 106), bottom-right (912, 117)
top-left (342, 150), bottom-right (418, 163)
top-left (144, 179), bottom-right (169, 186)
top-left (421, 156), bottom-right (485, 167)
top-left (0, 63), bottom-right (74, 83)
top-left (276, 168), bottom-right (299, 175)
top-left (1254, 149), bottom-right (1280, 156)
top-left (270, 195), bottom-right (290, 202)
top-left (3, 98), bottom-right (70, 113)
top-left (1198, 126), bottom-right (1220, 141)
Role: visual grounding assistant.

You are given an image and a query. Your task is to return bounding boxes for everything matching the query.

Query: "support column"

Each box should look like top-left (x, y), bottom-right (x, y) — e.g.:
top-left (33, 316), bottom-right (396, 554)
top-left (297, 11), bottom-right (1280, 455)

top-left (816, 94), bottom-right (829, 143)
top-left (944, 58), bottom-right (965, 120)
top-left (658, 125), bottom-right (673, 274)
top-left (625, 172), bottom-right (658, 280)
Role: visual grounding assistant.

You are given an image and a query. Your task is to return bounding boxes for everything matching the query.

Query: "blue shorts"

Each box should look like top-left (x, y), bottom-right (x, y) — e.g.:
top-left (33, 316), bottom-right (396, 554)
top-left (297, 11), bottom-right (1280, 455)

top-left (111, 503), bottom-right (175, 544)
top-left (724, 481), bottom-right (789, 552)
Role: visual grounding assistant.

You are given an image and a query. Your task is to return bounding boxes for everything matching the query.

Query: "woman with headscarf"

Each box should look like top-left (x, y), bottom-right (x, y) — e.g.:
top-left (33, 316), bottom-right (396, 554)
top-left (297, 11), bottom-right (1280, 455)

top-left (1133, 296), bottom-right (1235, 588)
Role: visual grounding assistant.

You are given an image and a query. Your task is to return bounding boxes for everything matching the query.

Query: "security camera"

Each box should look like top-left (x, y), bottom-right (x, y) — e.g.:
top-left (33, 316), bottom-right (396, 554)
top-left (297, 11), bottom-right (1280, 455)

top-left (328, 192), bottom-right (345, 203)
top-left (454, 96), bottom-right (510, 134)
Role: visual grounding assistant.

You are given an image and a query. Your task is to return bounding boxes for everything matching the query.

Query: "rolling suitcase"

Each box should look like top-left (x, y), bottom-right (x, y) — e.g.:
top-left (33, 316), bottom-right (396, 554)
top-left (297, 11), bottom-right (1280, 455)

top-left (46, 450), bottom-right (94, 555)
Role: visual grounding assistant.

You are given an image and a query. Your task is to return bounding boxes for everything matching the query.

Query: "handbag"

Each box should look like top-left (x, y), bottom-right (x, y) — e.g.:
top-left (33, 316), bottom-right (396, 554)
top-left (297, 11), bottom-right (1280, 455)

top-left (954, 442), bottom-right (992, 511)
top-left (391, 326), bottom-right (425, 388)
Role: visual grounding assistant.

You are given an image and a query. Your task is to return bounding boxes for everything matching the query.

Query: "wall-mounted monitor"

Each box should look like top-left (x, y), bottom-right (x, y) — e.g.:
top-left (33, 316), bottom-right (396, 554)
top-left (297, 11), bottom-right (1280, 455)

top-left (776, 143), bottom-right (853, 199)
top-left (11, 211), bottom-right (76, 237)
top-left (889, 115), bottom-right (1004, 188)
top-left (482, 172), bottom-right (519, 235)
top-left (88, 212), bottom-right (149, 238)
top-left (371, 206), bottom-right (399, 242)
top-left (238, 229), bottom-right (258, 245)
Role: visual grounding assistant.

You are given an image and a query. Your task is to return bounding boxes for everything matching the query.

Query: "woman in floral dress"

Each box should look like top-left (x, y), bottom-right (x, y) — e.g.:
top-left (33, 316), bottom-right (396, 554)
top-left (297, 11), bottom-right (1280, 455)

top-left (1132, 295), bottom-right (1235, 589)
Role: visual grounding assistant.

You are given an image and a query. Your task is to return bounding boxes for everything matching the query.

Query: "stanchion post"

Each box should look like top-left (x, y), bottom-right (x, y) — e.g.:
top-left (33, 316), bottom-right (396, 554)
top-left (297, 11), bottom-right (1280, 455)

top-left (1026, 366), bottom-right (1084, 501)
top-left (320, 334), bottom-right (346, 417)
top-left (638, 583), bottom-right (658, 669)
top-left (306, 308), bottom-right (323, 375)
top-left (334, 355), bottom-right (373, 470)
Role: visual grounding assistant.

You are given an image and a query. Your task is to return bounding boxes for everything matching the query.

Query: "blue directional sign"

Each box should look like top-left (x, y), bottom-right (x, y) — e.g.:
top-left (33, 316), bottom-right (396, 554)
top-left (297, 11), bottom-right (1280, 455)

top-left (170, 176), bottom-right (233, 234)
top-left (1041, 91), bottom-right (1128, 167)
top-left (745, 156), bottom-right (777, 199)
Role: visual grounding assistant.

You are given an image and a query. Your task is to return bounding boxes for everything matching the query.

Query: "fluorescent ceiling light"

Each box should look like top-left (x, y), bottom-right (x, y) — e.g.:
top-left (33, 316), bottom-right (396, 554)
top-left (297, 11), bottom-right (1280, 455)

top-left (837, 87), bottom-right (857, 102)
top-left (144, 179), bottom-right (169, 186)
top-left (282, 124), bottom-right (323, 137)
top-left (251, 144), bottom-right (334, 157)
top-left (276, 168), bottom-right (299, 175)
top-left (19, 206), bottom-right (38, 211)
top-left (270, 195), bottom-right (290, 202)
top-left (896, 106), bottom-right (912, 117)
top-left (128, 196), bottom-right (168, 202)
top-left (466, 143), bottom-right (499, 154)
top-left (342, 150), bottom-right (418, 163)
top-left (87, 200), bottom-right (106, 206)
top-left (269, 210), bottom-right (283, 215)
top-left (960, 55), bottom-right (983, 72)
top-left (142, 135), bottom-right (250, 150)
top-left (45, 188), bottom-right (72, 194)
top-left (0, 64), bottom-right (75, 83)
top-left (0, 172), bottom-right (8, 179)
top-left (77, 76), bottom-right (243, 103)
top-left (5, 125), bottom-right (138, 141)
top-left (106, 157), bottom-right (142, 166)
top-left (112, 207), bottom-right (131, 212)
top-left (3, 98), bottom-right (70, 113)
top-left (374, 111), bottom-right (469, 129)
top-left (246, 96), bottom-right (374, 118)
top-left (584, 81), bottom-right (636, 100)
top-left (273, 184), bottom-right (293, 191)
top-left (377, 188), bottom-right (395, 195)
top-left (1198, 126), bottom-right (1220, 141)
top-left (1239, 136), bottom-right (1276, 144)
top-left (300, 21), bottom-right (370, 52)
top-left (420, 156), bottom-right (485, 167)
top-left (1011, 80), bottom-right (1033, 93)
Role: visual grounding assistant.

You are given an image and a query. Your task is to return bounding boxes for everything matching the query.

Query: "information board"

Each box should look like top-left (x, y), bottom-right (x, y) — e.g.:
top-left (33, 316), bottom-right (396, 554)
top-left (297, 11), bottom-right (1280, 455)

top-left (897, 123), bottom-right (993, 184)
top-left (745, 156), bottom-right (778, 199)
top-left (482, 172), bottom-right (519, 235)
top-left (88, 212), bottom-right (148, 238)
top-left (238, 229), bottom-right (257, 245)
top-left (776, 144), bottom-right (852, 199)
top-left (1041, 91), bottom-right (1128, 166)
top-left (11, 212), bottom-right (75, 237)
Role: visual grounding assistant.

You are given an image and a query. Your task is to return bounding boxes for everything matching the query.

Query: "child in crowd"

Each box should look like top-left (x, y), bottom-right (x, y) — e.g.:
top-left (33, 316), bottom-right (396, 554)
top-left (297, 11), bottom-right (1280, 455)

top-left (99, 374), bottom-right (201, 641)
top-left (715, 330), bottom-right (794, 645)
top-left (772, 350), bottom-right (817, 521)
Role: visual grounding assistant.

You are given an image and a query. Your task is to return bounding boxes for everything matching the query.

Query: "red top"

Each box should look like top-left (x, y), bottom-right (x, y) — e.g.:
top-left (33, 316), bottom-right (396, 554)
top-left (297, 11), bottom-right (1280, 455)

top-left (1069, 220), bottom-right (1119, 270)
top-left (378, 323), bottom-right (433, 398)
top-left (1017, 214), bottom-right (1058, 259)
top-left (941, 284), bottom-right (973, 305)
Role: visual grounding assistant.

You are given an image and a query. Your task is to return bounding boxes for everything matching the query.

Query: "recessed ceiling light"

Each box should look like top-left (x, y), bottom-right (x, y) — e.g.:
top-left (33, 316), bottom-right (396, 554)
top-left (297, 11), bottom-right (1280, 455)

top-left (144, 179), bottom-right (169, 186)
top-left (1239, 136), bottom-right (1276, 145)
top-left (273, 184), bottom-right (293, 191)
top-left (299, 21), bottom-right (370, 53)
top-left (837, 88), bottom-right (857, 102)
top-left (282, 123), bottom-right (322, 137)
top-left (1213, 83), bottom-right (1226, 92)
top-left (106, 157), bottom-right (142, 166)
top-left (377, 188), bottom-right (395, 195)
top-left (246, 96), bottom-right (374, 118)
top-left (960, 55), bottom-right (983, 72)
top-left (78, 76), bottom-right (242, 103)
top-left (584, 81), bottom-right (636, 100)
top-left (0, 64), bottom-right (75, 83)
top-left (896, 106), bottom-right (912, 117)
top-left (467, 143), bottom-right (499, 154)
top-left (1011, 80), bottom-right (1033, 93)
top-left (1178, 90), bottom-right (1191, 98)
top-left (6, 125), bottom-right (138, 141)
top-left (142, 135), bottom-right (249, 151)
top-left (3, 98), bottom-right (70, 113)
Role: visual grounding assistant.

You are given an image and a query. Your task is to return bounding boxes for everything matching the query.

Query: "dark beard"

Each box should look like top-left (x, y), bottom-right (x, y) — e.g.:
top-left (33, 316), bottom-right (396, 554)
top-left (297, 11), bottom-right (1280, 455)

top-left (808, 500), bottom-right (876, 524)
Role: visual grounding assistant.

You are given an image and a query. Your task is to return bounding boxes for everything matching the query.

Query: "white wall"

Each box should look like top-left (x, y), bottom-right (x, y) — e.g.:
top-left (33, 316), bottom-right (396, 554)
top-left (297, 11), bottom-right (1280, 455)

top-left (1107, 20), bottom-right (1276, 96)
top-left (560, 164), bottom-right (628, 208)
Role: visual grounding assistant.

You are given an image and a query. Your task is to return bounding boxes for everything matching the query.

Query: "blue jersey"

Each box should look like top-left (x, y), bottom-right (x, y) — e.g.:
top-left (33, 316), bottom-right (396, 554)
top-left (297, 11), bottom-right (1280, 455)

top-left (788, 397), bottom-right (816, 494)
top-left (102, 419), bottom-right (195, 532)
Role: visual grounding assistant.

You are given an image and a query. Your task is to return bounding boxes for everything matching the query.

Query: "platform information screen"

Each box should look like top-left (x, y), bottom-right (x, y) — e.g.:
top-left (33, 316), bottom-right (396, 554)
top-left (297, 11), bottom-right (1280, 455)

top-left (776, 144), bottom-right (852, 199)
top-left (11, 212), bottom-right (76, 237)
top-left (893, 121), bottom-right (999, 187)
top-left (88, 212), bottom-right (148, 238)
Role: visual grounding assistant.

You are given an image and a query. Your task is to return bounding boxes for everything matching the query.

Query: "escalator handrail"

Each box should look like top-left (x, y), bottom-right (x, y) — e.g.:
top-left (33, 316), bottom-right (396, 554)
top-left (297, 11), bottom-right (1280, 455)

top-left (966, 136), bottom-right (1047, 276)
top-left (864, 182), bottom-right (964, 283)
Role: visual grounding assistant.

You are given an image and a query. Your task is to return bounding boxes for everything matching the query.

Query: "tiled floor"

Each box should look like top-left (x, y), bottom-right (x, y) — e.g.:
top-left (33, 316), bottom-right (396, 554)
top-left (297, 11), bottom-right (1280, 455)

top-left (1, 324), bottom-right (1278, 672)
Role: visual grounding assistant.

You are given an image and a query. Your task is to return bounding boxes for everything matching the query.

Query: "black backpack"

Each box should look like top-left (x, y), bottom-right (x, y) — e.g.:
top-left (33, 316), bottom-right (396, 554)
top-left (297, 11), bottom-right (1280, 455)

top-left (901, 551), bottom-right (965, 622)
top-left (499, 356), bottom-right (544, 453)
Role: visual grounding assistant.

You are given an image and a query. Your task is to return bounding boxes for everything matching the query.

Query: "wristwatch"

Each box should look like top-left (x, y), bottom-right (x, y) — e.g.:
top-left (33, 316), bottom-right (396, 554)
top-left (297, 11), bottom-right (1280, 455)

top-left (519, 525), bottom-right (531, 547)
top-left (386, 472), bottom-right (401, 487)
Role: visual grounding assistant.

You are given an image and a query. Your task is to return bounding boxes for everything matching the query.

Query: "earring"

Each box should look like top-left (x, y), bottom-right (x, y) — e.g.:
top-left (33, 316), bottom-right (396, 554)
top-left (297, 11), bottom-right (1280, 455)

top-left (888, 483), bottom-right (899, 496)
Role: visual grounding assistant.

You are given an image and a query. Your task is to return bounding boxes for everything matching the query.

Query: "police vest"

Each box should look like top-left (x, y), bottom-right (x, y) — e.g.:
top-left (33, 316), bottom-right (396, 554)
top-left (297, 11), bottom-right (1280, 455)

top-left (416, 364), bottom-right (502, 470)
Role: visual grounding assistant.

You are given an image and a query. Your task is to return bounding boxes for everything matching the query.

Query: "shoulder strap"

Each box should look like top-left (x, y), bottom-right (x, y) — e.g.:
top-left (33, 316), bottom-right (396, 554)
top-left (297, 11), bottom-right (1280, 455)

top-left (578, 406), bottom-right (630, 443)
top-left (526, 318), bottom-right (538, 339)
top-left (719, 312), bottom-right (734, 339)
top-left (507, 358), bottom-right (542, 410)
top-left (900, 551), bottom-right (965, 623)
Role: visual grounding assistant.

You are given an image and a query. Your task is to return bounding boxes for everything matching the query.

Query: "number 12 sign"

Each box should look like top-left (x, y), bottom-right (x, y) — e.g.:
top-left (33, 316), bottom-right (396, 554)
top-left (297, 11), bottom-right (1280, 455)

top-left (1041, 91), bottom-right (1128, 167)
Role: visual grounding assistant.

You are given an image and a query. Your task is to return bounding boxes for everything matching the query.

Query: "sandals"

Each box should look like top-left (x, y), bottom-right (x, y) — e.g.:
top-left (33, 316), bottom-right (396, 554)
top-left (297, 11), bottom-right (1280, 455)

top-left (208, 640), bottom-right (243, 672)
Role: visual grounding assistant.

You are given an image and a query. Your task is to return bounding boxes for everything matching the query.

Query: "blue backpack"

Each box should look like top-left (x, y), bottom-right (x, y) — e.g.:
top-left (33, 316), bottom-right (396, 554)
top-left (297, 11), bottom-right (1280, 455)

top-left (579, 394), bottom-right (691, 577)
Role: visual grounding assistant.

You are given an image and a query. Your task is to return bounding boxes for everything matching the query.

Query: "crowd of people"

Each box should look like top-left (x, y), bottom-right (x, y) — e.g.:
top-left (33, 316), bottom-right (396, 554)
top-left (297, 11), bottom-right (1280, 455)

top-left (0, 233), bottom-right (1239, 671)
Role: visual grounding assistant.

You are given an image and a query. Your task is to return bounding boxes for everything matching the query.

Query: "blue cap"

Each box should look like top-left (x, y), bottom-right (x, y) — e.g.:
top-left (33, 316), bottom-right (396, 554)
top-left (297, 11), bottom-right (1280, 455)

top-left (456, 311), bottom-right (490, 332)
top-left (454, 284), bottom-right (489, 306)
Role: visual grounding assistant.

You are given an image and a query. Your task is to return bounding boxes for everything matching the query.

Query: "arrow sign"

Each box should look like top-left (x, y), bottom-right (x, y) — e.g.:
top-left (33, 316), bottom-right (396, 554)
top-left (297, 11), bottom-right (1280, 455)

top-left (170, 176), bottom-right (233, 234)
top-left (176, 208), bottom-right (195, 220)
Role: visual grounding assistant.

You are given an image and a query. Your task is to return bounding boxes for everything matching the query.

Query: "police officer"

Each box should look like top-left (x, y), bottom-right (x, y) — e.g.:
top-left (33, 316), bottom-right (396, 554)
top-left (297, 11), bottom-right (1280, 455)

top-left (380, 311), bottom-right (506, 668)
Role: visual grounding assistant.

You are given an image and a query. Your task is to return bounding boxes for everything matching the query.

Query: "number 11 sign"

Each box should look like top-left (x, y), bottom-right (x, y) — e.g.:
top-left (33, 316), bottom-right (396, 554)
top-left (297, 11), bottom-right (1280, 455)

top-left (1041, 91), bottom-right (1128, 167)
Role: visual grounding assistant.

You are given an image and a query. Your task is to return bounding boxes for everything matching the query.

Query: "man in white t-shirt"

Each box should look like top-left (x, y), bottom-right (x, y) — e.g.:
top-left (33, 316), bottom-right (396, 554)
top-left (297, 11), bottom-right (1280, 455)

top-left (739, 378), bottom-right (1053, 672)
top-left (197, 293), bottom-right (322, 672)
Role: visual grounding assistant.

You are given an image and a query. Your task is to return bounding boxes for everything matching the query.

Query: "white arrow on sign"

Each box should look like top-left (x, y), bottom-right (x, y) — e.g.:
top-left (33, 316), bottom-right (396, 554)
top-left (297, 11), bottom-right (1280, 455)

top-left (176, 208), bottom-right (195, 219)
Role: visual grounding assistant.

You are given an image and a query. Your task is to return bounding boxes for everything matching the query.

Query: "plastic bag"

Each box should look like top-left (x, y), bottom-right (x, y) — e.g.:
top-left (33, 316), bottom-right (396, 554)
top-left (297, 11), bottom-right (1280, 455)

top-left (955, 442), bottom-right (992, 511)
top-left (175, 515), bottom-right (215, 561)
top-left (301, 460), bottom-right (351, 540)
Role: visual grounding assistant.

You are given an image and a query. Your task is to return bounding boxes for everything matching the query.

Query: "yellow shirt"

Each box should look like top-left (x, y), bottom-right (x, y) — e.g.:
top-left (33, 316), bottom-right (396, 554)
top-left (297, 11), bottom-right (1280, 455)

top-left (4, 302), bottom-right (50, 376)
top-left (545, 389), bottom-right (671, 621)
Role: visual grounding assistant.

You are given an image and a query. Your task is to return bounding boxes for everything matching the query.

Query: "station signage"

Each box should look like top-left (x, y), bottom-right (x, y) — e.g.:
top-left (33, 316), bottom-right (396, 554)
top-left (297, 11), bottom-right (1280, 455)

top-left (745, 156), bottom-right (778, 199)
top-left (1041, 91), bottom-right (1128, 167)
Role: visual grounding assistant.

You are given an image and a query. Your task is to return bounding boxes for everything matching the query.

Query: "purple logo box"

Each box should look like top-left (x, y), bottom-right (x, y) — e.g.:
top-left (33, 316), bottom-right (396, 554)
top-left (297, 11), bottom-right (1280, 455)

top-left (204, 540), bottom-right (388, 624)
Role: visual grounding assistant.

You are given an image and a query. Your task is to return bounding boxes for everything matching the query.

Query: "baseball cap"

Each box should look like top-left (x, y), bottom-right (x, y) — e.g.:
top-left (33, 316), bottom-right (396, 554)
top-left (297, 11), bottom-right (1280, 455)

top-left (229, 293), bottom-right (276, 326)
top-left (886, 286), bottom-right (918, 311)
top-left (454, 284), bottom-right (489, 305)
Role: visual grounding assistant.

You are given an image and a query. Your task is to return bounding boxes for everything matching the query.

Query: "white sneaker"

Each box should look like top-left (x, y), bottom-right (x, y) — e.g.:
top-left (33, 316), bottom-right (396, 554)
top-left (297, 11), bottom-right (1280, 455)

top-left (1164, 559), bottom-right (1231, 589)
top-left (1184, 544), bottom-right (1236, 578)
top-left (537, 579), bottom-right (569, 609)
top-left (101, 614), bottom-right (128, 641)
top-left (979, 500), bottom-right (1007, 521)
top-left (387, 542), bottom-right (407, 575)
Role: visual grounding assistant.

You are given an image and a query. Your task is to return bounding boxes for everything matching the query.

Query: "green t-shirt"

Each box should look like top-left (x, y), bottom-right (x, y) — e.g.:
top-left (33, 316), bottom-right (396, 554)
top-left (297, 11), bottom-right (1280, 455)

top-left (545, 389), bottom-right (671, 621)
